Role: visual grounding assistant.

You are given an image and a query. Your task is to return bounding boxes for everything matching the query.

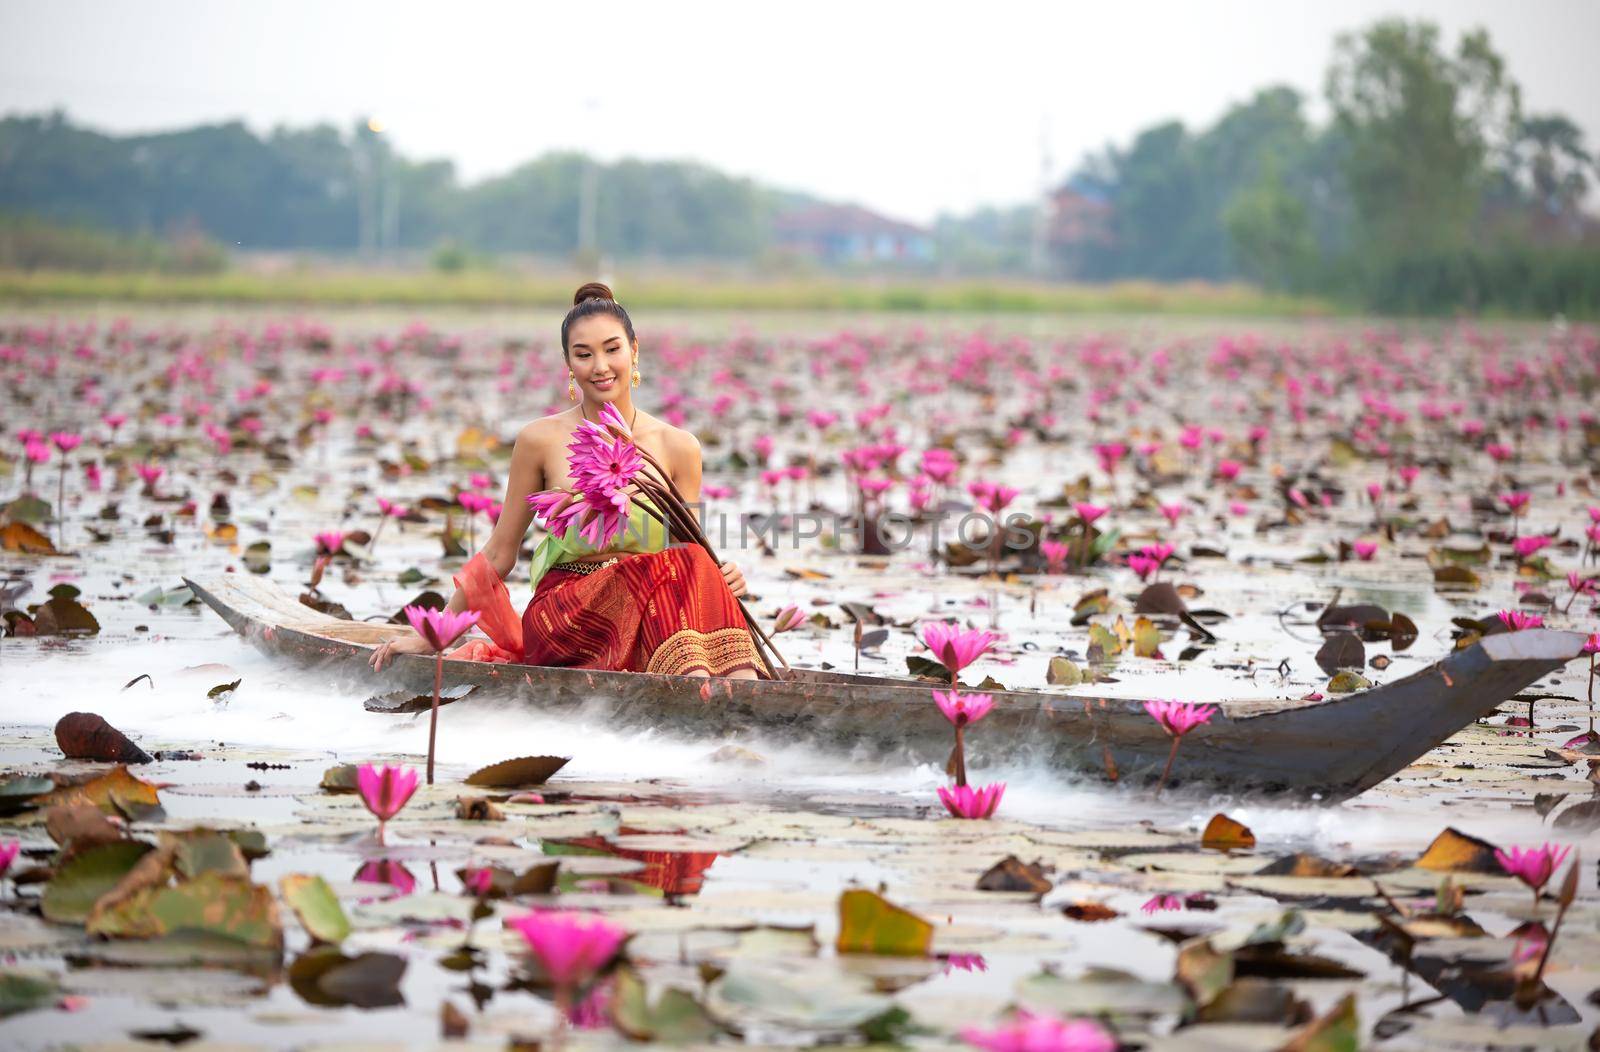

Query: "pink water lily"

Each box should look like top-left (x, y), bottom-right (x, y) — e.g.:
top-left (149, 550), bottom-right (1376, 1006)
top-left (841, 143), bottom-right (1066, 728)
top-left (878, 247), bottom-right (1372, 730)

top-left (1495, 843), bottom-right (1573, 914)
top-left (934, 689), bottom-right (994, 727)
top-left (0, 839), bottom-right (20, 881)
top-left (508, 910), bottom-right (627, 991)
top-left (1512, 535), bottom-right (1550, 559)
top-left (1144, 699), bottom-right (1218, 795)
top-left (1353, 541), bottom-right (1378, 561)
top-left (313, 530), bottom-right (346, 556)
top-left (402, 605), bottom-right (483, 784)
top-left (1496, 610), bottom-right (1544, 632)
top-left (960, 1010), bottom-right (1115, 1052)
top-left (938, 781), bottom-right (1006, 820)
top-left (920, 622), bottom-right (999, 681)
top-left (51, 431), bottom-right (82, 453)
top-left (1040, 540), bottom-right (1069, 573)
top-left (1072, 502), bottom-right (1107, 525)
top-left (772, 605), bottom-right (806, 633)
top-left (1145, 699), bottom-right (1217, 737)
top-left (404, 606), bottom-right (481, 651)
top-left (1141, 894), bottom-right (1184, 914)
top-left (357, 763), bottom-right (419, 842)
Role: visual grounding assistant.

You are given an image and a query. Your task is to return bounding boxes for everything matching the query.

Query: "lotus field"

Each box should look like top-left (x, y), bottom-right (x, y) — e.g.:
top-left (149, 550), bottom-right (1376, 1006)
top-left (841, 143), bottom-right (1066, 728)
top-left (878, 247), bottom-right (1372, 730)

top-left (0, 310), bottom-right (1597, 1048)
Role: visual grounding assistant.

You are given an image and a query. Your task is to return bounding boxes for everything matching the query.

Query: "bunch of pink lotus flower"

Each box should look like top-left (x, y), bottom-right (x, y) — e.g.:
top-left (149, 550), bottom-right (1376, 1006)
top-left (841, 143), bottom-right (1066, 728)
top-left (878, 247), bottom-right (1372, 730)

top-left (527, 404), bottom-right (641, 550)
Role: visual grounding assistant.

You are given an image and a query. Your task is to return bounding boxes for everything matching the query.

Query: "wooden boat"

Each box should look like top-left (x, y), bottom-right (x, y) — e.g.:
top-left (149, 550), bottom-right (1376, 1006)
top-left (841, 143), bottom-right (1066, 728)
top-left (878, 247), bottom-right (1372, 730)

top-left (184, 574), bottom-right (1591, 801)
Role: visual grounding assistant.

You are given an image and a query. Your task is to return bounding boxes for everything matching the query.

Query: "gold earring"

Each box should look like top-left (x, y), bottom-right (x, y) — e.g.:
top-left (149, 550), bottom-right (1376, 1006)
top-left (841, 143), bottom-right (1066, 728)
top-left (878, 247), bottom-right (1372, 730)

top-left (568, 373), bottom-right (577, 401)
top-left (632, 363), bottom-right (641, 388)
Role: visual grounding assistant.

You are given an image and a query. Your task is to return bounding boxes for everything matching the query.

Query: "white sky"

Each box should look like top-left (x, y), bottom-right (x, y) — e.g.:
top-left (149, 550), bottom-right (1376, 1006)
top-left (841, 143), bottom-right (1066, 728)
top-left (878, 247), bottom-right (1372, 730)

top-left (1, 0), bottom-right (1596, 225)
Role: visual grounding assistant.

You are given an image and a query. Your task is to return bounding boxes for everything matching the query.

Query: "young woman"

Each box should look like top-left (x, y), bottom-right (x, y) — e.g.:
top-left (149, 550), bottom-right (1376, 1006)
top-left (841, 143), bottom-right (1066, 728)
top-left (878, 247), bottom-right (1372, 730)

top-left (369, 282), bottom-right (763, 679)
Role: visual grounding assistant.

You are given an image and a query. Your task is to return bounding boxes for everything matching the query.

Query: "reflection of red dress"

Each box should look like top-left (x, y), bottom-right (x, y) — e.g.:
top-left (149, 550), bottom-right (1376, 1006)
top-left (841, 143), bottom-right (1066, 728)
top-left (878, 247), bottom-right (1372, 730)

top-left (560, 829), bottom-right (721, 896)
top-left (446, 546), bottom-right (763, 678)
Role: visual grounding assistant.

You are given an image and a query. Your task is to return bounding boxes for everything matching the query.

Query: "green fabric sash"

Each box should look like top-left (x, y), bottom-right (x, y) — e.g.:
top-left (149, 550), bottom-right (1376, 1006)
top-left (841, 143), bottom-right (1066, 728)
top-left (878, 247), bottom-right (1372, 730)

top-left (525, 492), bottom-right (669, 590)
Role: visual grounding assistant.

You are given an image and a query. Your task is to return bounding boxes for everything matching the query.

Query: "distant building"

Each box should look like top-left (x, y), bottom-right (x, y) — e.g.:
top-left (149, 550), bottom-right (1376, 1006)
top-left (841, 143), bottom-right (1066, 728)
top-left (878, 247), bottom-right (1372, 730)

top-left (773, 204), bottom-right (934, 265)
top-left (1046, 183), bottom-right (1114, 250)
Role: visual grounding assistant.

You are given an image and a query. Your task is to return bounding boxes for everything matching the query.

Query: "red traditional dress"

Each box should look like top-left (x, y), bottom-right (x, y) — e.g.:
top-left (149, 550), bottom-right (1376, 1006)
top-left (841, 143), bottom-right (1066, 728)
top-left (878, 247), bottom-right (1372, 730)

top-left (446, 497), bottom-right (764, 678)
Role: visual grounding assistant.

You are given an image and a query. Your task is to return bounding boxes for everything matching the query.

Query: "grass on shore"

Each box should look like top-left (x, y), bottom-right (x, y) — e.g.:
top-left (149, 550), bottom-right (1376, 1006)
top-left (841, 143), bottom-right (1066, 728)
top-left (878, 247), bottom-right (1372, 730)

top-left (0, 268), bottom-right (1337, 317)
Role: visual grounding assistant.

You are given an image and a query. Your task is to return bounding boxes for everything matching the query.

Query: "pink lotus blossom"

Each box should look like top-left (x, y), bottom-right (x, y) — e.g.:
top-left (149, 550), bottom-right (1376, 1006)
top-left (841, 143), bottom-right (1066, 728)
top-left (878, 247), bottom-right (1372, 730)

top-left (0, 839), bottom-right (19, 879)
top-left (807, 409), bottom-right (839, 430)
top-left (1143, 699), bottom-right (1217, 737)
top-left (1584, 633), bottom-right (1600, 654)
top-left (377, 497), bottom-right (407, 518)
top-left (938, 781), bottom-right (1006, 820)
top-left (920, 622), bottom-right (999, 677)
top-left (1215, 460), bottom-right (1243, 481)
top-left (1229, 501), bottom-right (1250, 516)
top-left (1141, 894), bottom-right (1184, 914)
top-left (1159, 503), bottom-right (1185, 527)
top-left (944, 954), bottom-right (988, 974)
top-left (355, 858), bottom-right (417, 897)
top-left (934, 689), bottom-right (994, 727)
top-left (1512, 535), bottom-right (1550, 559)
top-left (1495, 610), bottom-right (1544, 632)
top-left (960, 1011), bottom-right (1115, 1052)
top-left (102, 413), bottom-right (127, 432)
top-left (1398, 465), bottom-right (1420, 488)
top-left (1040, 540), bottom-right (1069, 573)
top-left (314, 531), bottom-right (345, 556)
top-left (1126, 554), bottom-right (1161, 581)
top-left (50, 432), bottom-right (82, 454)
top-left (968, 480), bottom-right (1019, 514)
top-left (1353, 541), bottom-right (1378, 561)
top-left (1500, 491), bottom-right (1532, 514)
top-left (404, 605), bottom-right (482, 651)
top-left (357, 763), bottom-right (419, 832)
top-left (24, 440), bottom-right (49, 464)
top-left (1073, 503), bottom-right (1107, 525)
top-left (507, 910), bottom-right (627, 989)
top-left (1092, 442), bottom-right (1128, 474)
top-left (1494, 843), bottom-right (1573, 901)
top-left (135, 463), bottom-right (163, 486)
top-left (772, 605), bottom-right (806, 633)
top-left (464, 867), bottom-right (496, 897)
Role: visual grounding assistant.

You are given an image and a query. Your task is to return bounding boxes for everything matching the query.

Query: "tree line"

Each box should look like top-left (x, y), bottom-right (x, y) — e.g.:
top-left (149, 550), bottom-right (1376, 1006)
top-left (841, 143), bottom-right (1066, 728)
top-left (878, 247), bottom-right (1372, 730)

top-left (0, 18), bottom-right (1596, 315)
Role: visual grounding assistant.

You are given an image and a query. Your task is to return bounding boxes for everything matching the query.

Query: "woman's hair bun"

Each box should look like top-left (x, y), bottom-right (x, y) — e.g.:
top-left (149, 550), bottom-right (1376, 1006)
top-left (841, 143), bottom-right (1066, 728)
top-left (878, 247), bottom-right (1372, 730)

top-left (573, 281), bottom-right (614, 306)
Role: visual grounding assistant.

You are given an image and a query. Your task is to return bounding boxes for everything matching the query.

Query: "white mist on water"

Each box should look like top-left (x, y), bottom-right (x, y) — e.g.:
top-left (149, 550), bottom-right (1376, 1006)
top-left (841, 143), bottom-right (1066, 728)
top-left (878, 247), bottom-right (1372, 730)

top-left (0, 629), bottom-right (1573, 858)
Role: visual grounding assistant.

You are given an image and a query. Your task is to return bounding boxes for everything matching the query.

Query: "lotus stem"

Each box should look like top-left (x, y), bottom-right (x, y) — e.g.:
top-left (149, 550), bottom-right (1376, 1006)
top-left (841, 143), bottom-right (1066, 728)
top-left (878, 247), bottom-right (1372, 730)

top-left (1155, 736), bottom-right (1181, 796)
top-left (426, 649), bottom-right (443, 785)
top-left (56, 461), bottom-right (66, 550)
top-left (953, 722), bottom-right (968, 788)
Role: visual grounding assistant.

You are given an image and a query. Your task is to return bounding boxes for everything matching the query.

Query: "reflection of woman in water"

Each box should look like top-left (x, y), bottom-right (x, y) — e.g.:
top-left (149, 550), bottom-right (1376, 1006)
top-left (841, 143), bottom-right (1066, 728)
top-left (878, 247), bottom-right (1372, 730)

top-left (371, 282), bottom-right (762, 679)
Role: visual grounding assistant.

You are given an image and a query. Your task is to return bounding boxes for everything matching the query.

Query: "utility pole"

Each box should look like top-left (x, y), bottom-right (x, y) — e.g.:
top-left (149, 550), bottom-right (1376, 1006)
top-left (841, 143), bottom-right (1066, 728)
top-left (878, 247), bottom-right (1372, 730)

top-left (1029, 114), bottom-right (1053, 277)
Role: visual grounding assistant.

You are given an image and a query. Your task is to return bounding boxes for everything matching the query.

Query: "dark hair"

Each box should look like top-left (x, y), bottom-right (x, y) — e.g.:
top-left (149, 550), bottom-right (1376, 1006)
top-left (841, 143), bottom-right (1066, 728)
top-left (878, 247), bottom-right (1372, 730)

top-left (561, 282), bottom-right (636, 356)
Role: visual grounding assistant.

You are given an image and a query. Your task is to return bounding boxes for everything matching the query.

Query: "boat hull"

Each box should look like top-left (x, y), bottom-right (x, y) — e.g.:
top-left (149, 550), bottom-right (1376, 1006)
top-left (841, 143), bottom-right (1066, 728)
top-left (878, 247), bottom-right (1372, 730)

top-left (183, 574), bottom-right (1589, 801)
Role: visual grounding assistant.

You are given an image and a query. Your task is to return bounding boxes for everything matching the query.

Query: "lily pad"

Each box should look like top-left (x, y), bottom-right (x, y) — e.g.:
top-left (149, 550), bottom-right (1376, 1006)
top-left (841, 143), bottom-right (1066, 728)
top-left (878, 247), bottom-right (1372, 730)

top-left (835, 888), bottom-right (933, 956)
top-left (281, 874), bottom-right (350, 944)
top-left (613, 965), bottom-right (724, 1042)
top-left (41, 840), bottom-right (155, 924)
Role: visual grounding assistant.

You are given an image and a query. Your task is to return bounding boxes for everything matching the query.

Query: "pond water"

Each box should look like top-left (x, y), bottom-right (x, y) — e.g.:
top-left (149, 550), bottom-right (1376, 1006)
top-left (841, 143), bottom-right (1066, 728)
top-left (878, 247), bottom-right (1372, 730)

top-left (1, 309), bottom-right (1597, 1049)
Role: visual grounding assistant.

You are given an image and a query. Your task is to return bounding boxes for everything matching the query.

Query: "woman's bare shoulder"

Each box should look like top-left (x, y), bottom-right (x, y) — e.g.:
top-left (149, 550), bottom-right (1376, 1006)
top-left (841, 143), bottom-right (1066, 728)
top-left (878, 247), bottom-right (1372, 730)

top-left (636, 412), bottom-right (700, 457)
top-left (514, 410), bottom-right (577, 451)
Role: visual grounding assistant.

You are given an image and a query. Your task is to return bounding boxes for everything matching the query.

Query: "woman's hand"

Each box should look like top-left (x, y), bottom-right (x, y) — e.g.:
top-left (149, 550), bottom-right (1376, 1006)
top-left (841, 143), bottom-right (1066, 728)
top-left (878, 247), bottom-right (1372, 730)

top-left (720, 560), bottom-right (747, 598)
top-left (369, 633), bottom-right (432, 672)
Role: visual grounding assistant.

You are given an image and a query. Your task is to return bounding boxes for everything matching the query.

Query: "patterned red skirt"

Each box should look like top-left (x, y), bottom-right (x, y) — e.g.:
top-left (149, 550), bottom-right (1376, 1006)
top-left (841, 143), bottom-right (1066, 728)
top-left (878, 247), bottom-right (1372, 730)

top-left (447, 545), bottom-right (765, 678)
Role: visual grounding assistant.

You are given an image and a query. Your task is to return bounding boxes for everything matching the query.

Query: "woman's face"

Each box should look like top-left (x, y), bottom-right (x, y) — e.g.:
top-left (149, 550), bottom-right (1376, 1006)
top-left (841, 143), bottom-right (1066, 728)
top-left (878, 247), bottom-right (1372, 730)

top-left (566, 316), bottom-right (634, 403)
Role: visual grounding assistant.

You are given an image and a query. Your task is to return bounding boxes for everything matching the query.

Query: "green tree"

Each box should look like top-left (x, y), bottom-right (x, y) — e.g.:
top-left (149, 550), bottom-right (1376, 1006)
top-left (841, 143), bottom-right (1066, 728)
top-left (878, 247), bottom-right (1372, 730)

top-left (1224, 157), bottom-right (1317, 290)
top-left (1324, 19), bottom-right (1521, 256)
